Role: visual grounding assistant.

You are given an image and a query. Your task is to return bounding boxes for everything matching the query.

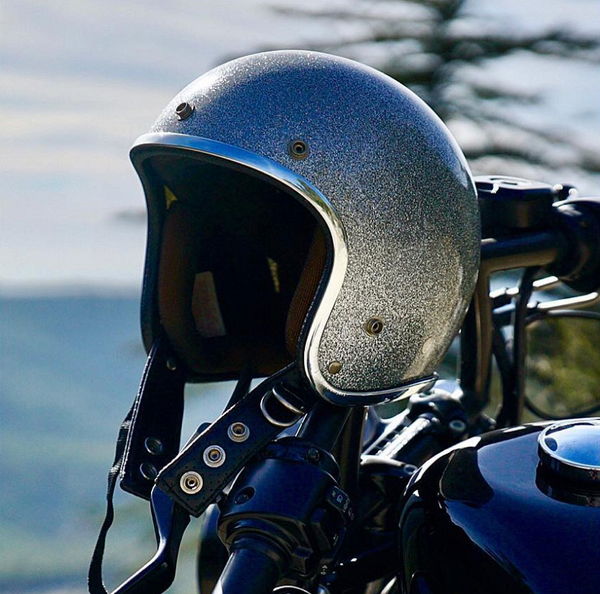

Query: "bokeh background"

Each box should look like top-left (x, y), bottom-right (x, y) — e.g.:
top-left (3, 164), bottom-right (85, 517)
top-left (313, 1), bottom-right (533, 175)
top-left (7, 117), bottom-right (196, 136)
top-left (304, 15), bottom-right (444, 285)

top-left (1, 0), bottom-right (599, 592)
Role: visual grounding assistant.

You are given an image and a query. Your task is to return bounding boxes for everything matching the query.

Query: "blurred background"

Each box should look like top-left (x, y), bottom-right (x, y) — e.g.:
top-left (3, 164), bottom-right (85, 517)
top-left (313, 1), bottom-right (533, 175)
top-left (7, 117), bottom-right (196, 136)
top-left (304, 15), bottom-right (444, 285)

top-left (1, 0), bottom-right (599, 592)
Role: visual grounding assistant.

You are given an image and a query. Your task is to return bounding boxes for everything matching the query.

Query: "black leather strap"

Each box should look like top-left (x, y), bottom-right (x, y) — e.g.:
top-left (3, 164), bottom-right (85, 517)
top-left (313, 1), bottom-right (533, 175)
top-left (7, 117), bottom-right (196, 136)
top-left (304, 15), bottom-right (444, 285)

top-left (156, 365), bottom-right (315, 517)
top-left (88, 339), bottom-right (185, 593)
top-left (120, 340), bottom-right (185, 499)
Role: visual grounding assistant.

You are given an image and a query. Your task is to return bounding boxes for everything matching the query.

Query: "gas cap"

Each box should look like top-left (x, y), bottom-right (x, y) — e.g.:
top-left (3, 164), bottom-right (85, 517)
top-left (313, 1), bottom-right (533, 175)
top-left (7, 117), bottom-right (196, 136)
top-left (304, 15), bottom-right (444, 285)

top-left (538, 419), bottom-right (600, 485)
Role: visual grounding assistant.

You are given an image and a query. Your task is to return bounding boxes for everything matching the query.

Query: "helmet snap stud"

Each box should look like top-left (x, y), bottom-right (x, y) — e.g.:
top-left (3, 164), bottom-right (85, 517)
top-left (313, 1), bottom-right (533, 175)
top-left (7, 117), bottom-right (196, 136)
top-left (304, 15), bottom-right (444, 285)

top-left (175, 102), bottom-right (194, 121)
top-left (144, 436), bottom-right (164, 456)
top-left (288, 139), bottom-right (309, 160)
top-left (227, 422), bottom-right (250, 443)
top-left (203, 445), bottom-right (226, 467)
top-left (364, 317), bottom-right (384, 336)
top-left (139, 462), bottom-right (158, 481)
top-left (328, 361), bottom-right (343, 374)
top-left (180, 471), bottom-right (203, 494)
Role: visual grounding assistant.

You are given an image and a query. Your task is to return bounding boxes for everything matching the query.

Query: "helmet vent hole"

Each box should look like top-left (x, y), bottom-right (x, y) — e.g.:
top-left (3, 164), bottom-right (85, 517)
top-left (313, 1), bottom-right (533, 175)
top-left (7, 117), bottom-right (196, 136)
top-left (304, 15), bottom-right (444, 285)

top-left (289, 140), bottom-right (309, 160)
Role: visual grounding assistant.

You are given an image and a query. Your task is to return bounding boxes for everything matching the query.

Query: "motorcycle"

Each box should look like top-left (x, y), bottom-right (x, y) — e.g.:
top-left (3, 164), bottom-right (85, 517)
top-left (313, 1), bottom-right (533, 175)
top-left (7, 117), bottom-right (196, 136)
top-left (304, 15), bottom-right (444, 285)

top-left (88, 59), bottom-right (600, 594)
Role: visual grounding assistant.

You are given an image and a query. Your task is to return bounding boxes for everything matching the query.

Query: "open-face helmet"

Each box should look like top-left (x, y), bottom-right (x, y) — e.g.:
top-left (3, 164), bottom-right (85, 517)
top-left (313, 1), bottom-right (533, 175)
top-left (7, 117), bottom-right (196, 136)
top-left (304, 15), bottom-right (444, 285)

top-left (130, 50), bottom-right (480, 405)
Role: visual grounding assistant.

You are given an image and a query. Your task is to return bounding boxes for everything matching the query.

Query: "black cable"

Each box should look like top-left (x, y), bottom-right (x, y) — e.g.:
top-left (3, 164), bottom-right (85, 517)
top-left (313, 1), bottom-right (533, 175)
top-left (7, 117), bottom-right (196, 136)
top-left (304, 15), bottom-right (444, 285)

top-left (496, 266), bottom-right (539, 427)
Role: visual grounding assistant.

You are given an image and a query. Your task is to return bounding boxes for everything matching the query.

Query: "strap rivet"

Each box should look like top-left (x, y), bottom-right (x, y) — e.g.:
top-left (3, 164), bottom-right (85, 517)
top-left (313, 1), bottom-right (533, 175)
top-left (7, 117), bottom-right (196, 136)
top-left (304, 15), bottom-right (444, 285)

top-left (180, 471), bottom-right (203, 494)
top-left (227, 422), bottom-right (250, 443)
top-left (203, 445), bottom-right (226, 468)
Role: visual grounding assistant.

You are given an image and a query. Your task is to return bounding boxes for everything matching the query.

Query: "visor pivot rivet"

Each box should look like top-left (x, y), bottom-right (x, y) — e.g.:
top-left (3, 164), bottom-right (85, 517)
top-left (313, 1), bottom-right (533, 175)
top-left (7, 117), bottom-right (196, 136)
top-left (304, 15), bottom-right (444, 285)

top-left (203, 445), bottom-right (226, 468)
top-left (228, 422), bottom-right (250, 443)
top-left (288, 139), bottom-right (309, 160)
top-left (180, 471), bottom-right (203, 494)
top-left (175, 101), bottom-right (194, 121)
top-left (328, 361), bottom-right (343, 374)
top-left (364, 317), bottom-right (384, 336)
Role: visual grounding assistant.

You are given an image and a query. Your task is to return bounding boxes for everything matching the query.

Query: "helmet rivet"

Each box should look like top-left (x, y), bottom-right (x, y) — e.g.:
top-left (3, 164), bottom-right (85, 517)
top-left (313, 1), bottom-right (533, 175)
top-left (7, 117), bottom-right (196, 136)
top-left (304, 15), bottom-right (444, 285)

top-left (175, 102), bottom-right (194, 121)
top-left (180, 471), bottom-right (203, 494)
top-left (328, 361), bottom-right (343, 374)
top-left (203, 445), bottom-right (226, 468)
top-left (228, 422), bottom-right (250, 443)
top-left (364, 317), bottom-right (384, 336)
top-left (288, 139), bottom-right (309, 160)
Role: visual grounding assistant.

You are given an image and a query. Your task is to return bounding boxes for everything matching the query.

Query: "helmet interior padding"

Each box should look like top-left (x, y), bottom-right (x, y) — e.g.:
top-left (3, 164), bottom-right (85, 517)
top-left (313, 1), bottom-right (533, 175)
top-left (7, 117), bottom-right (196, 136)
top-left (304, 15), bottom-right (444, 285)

top-left (155, 158), bottom-right (326, 378)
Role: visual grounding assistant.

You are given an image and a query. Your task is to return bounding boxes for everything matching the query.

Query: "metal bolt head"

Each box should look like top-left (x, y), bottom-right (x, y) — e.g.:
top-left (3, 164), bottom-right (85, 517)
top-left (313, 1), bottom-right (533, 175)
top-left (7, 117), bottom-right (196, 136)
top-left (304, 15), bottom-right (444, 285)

top-left (227, 422), bottom-right (250, 443)
top-left (166, 357), bottom-right (177, 371)
top-left (364, 317), bottom-right (384, 336)
top-left (144, 436), bottom-right (164, 456)
top-left (139, 462), bottom-right (158, 481)
top-left (175, 101), bottom-right (194, 121)
top-left (180, 471), bottom-right (203, 494)
top-left (328, 361), bottom-right (343, 374)
top-left (288, 139), bottom-right (309, 160)
top-left (203, 445), bottom-right (226, 468)
top-left (307, 448), bottom-right (321, 464)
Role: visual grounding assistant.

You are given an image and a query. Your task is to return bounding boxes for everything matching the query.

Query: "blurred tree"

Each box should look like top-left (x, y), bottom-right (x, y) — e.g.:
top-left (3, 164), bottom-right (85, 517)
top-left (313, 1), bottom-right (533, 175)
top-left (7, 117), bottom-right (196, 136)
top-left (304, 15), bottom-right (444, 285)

top-left (269, 0), bottom-right (600, 186)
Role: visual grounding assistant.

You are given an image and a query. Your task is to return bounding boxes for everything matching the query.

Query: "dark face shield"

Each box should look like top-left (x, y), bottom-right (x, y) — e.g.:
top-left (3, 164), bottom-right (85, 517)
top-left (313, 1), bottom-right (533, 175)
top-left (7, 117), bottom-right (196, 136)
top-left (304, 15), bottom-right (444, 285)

top-left (140, 153), bottom-right (328, 380)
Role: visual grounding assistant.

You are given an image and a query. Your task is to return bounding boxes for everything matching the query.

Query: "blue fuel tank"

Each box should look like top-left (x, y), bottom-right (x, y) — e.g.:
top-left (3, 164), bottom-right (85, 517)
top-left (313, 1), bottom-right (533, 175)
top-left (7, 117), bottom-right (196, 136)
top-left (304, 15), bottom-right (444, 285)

top-left (398, 420), bottom-right (600, 593)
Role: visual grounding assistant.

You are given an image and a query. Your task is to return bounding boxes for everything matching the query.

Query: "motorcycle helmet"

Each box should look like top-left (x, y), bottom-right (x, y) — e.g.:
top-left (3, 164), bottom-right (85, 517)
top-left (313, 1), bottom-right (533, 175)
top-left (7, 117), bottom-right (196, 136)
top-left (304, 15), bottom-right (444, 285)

top-left (130, 50), bottom-right (480, 405)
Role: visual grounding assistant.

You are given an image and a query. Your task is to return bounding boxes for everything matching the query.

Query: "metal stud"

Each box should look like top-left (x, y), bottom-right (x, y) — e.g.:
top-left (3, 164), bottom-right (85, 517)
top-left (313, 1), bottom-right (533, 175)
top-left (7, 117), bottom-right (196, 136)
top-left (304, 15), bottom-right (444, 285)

top-left (364, 317), bottom-right (384, 336)
top-left (139, 462), bottom-right (158, 481)
top-left (227, 422), bottom-right (250, 443)
top-left (175, 102), bottom-right (194, 121)
top-left (203, 445), bottom-right (226, 468)
top-left (180, 471), bottom-right (203, 494)
top-left (144, 436), bottom-right (164, 456)
top-left (327, 361), bottom-right (343, 374)
top-left (288, 139), bottom-right (309, 160)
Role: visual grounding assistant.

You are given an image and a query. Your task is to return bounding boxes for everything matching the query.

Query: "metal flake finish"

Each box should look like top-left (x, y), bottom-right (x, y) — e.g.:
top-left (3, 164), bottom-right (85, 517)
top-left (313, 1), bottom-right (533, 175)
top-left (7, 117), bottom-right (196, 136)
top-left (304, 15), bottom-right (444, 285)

top-left (132, 50), bottom-right (480, 404)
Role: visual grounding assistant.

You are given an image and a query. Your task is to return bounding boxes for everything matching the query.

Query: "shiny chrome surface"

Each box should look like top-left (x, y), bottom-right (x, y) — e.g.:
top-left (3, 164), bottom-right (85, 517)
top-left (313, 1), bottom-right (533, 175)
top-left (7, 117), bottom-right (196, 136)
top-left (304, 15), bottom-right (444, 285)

top-left (538, 419), bottom-right (600, 483)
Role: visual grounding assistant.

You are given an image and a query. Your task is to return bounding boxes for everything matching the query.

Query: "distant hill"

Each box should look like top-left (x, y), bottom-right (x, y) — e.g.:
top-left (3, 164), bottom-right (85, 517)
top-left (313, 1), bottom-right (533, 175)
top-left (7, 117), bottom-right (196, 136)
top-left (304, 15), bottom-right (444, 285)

top-left (0, 295), bottom-right (228, 593)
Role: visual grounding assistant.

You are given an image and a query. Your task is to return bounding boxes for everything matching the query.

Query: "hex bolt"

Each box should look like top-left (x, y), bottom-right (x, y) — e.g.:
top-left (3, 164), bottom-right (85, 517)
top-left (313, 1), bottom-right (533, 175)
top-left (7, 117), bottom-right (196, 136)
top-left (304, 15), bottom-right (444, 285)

top-left (227, 422), bottom-right (250, 443)
top-left (144, 436), bottom-right (164, 456)
top-left (175, 102), bottom-right (194, 121)
top-left (203, 445), bottom-right (226, 468)
top-left (180, 471), bottom-right (203, 494)
top-left (139, 462), bottom-right (158, 481)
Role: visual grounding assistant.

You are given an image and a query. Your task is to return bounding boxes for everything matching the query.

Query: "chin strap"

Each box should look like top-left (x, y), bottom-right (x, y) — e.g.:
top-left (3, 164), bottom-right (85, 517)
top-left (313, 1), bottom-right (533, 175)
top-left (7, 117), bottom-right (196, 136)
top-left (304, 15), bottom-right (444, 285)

top-left (89, 343), bottom-right (316, 594)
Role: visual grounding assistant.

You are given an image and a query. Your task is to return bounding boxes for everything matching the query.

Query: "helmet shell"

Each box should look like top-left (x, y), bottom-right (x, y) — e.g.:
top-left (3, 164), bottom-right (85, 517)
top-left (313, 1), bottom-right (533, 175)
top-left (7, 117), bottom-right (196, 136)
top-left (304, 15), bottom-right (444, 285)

top-left (131, 50), bottom-right (480, 404)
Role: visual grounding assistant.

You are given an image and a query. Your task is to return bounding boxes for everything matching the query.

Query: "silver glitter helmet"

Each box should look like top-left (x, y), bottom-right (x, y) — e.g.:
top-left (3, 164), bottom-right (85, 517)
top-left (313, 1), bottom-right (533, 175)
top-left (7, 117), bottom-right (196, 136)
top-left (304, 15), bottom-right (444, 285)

top-left (130, 50), bottom-right (480, 405)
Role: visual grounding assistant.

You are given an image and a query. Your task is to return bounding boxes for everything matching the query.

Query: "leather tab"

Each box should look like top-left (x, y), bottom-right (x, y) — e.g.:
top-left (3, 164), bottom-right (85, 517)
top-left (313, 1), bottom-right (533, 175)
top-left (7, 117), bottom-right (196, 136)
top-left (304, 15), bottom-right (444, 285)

top-left (120, 339), bottom-right (186, 500)
top-left (156, 365), bottom-right (313, 516)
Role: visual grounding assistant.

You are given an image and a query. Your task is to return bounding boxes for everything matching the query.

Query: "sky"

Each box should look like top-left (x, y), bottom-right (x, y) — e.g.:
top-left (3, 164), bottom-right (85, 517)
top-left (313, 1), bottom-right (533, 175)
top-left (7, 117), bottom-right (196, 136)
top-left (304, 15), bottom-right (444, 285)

top-left (1, 0), bottom-right (599, 292)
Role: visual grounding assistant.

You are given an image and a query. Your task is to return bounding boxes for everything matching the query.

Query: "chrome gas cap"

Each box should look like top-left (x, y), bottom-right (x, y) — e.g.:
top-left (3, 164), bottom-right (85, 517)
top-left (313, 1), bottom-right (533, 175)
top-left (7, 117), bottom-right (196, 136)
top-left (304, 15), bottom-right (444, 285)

top-left (538, 419), bottom-right (600, 485)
